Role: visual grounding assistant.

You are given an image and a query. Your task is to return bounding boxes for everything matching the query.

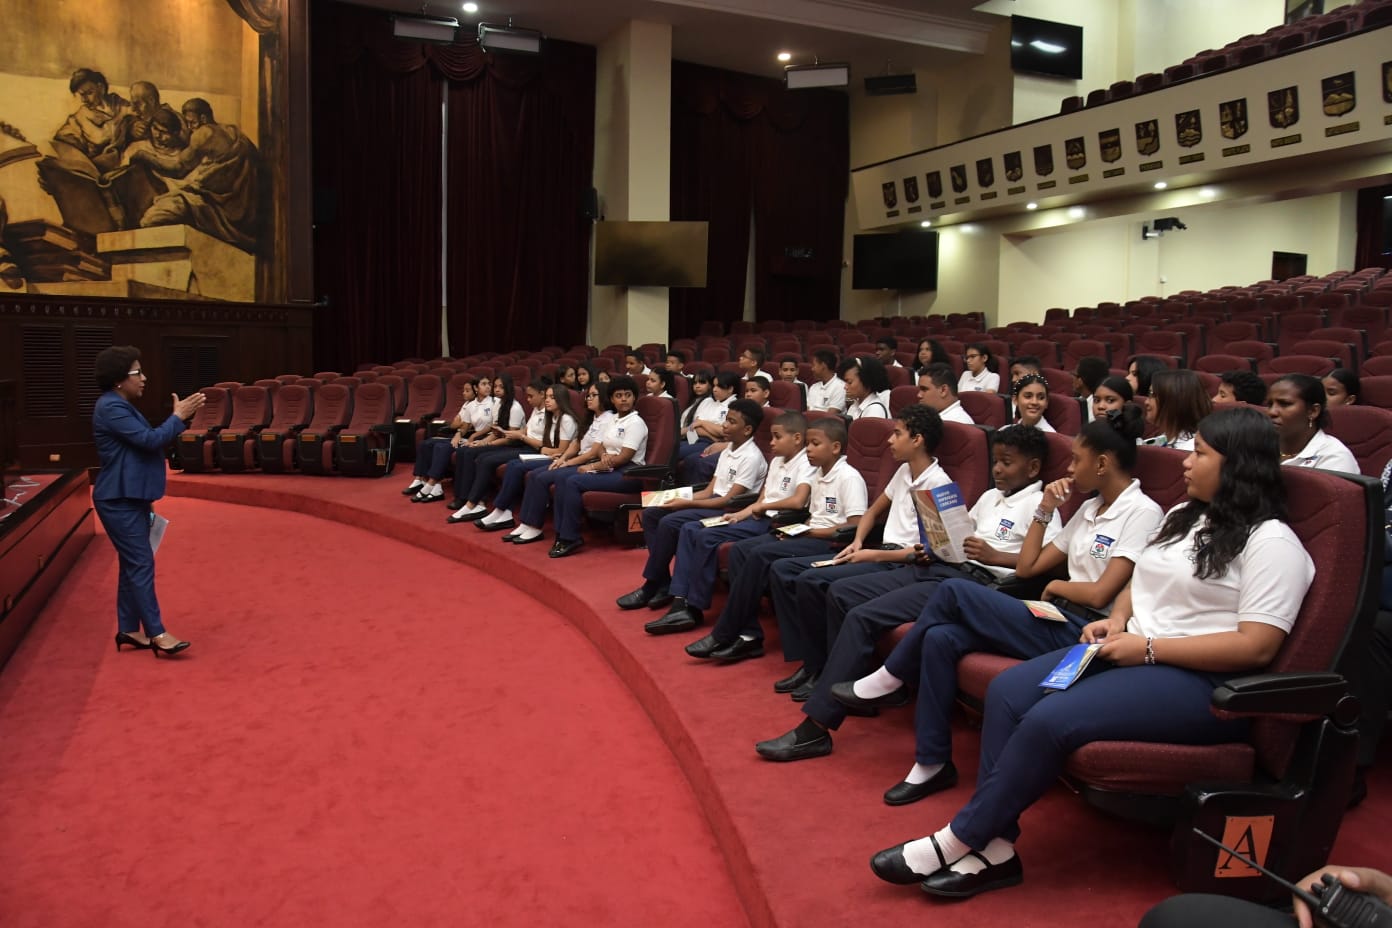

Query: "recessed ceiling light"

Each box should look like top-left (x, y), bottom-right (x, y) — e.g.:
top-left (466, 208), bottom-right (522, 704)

top-left (777, 51), bottom-right (791, 62)
top-left (1025, 202), bottom-right (1038, 210)
top-left (920, 220), bottom-right (931, 228)
top-left (1200, 187), bottom-right (1217, 198)
top-left (1067, 206), bottom-right (1085, 219)
top-left (462, 2), bottom-right (478, 12)
top-left (1153, 181), bottom-right (1167, 190)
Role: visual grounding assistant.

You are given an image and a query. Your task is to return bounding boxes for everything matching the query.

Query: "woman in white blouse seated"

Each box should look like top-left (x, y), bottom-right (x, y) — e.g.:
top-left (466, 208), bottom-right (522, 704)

top-left (1267, 373), bottom-right (1359, 474)
top-left (868, 405), bottom-right (1315, 902)
top-left (1142, 369), bottom-right (1212, 452)
top-left (842, 356), bottom-right (892, 420)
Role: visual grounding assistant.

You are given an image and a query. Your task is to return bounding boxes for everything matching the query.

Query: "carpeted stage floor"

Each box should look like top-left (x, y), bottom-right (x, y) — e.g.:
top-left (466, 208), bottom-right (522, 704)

top-left (1, 470), bottom-right (1388, 927)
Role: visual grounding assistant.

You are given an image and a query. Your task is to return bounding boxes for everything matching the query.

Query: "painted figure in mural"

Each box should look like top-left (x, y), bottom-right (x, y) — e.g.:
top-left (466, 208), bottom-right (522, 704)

top-left (128, 98), bottom-right (259, 251)
top-left (124, 81), bottom-right (186, 150)
top-left (0, 199), bottom-right (22, 289)
top-left (53, 68), bottom-right (132, 173)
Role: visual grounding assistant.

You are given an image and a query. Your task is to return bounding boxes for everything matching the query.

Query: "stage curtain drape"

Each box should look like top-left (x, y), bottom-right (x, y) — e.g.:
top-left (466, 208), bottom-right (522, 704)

top-left (1354, 183), bottom-right (1392, 272)
top-left (669, 63), bottom-right (848, 338)
top-left (310, 2), bottom-right (594, 369)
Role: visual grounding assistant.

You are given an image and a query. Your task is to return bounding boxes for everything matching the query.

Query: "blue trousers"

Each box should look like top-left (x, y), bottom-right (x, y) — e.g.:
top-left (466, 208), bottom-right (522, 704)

top-left (769, 557), bottom-right (904, 666)
top-left (639, 508), bottom-right (712, 588)
top-left (670, 517), bottom-right (774, 610)
top-left (710, 534), bottom-right (838, 643)
top-left (518, 464), bottom-right (576, 528)
top-left (553, 467), bottom-right (642, 543)
top-left (454, 445), bottom-right (524, 503)
top-left (493, 457), bottom-right (551, 512)
top-left (94, 498), bottom-right (166, 637)
top-left (802, 563), bottom-right (983, 729)
top-left (412, 437), bottom-right (455, 479)
top-left (950, 647), bottom-right (1246, 848)
top-left (682, 451), bottom-right (719, 485)
top-left (676, 439), bottom-right (711, 461)
top-left (881, 579), bottom-right (1086, 767)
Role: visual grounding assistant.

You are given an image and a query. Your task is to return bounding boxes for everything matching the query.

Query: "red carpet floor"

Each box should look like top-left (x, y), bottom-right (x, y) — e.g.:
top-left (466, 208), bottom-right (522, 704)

top-left (8, 472), bottom-right (1390, 928)
top-left (0, 497), bottom-right (747, 928)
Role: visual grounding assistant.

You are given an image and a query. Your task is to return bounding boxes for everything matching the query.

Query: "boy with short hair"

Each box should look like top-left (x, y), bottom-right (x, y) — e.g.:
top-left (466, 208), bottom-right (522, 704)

top-left (806, 348), bottom-right (846, 412)
top-left (624, 348), bottom-right (651, 378)
top-left (643, 412), bottom-right (814, 631)
top-left (779, 355), bottom-right (809, 403)
top-left (618, 399), bottom-right (768, 609)
top-left (1215, 370), bottom-right (1267, 406)
top-left (744, 377), bottom-right (771, 406)
top-left (739, 346), bottom-right (772, 384)
top-left (652, 417), bottom-right (866, 646)
top-left (876, 335), bottom-right (902, 367)
top-left (665, 351), bottom-right (688, 377)
top-left (917, 363), bottom-right (973, 424)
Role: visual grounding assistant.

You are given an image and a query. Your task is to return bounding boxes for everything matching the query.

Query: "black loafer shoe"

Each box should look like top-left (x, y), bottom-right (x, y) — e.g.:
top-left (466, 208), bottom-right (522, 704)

top-left (417, 493), bottom-right (444, 503)
top-left (450, 508), bottom-right (487, 523)
top-left (773, 665), bottom-right (815, 694)
top-left (511, 533), bottom-right (546, 546)
top-left (548, 538), bottom-right (585, 558)
top-left (476, 518), bottom-right (514, 532)
top-left (921, 853), bottom-right (1023, 899)
top-left (402, 483), bottom-right (424, 496)
top-left (644, 609), bottom-right (701, 635)
top-left (883, 762), bottom-right (958, 806)
top-left (647, 589), bottom-right (674, 610)
top-left (684, 634), bottom-right (727, 659)
top-left (830, 680), bottom-right (912, 713)
top-left (710, 637), bottom-right (764, 663)
top-left (617, 587), bottom-right (656, 610)
top-left (754, 726), bottom-right (833, 762)
top-left (446, 499), bottom-right (466, 510)
top-left (789, 672), bottom-right (822, 702)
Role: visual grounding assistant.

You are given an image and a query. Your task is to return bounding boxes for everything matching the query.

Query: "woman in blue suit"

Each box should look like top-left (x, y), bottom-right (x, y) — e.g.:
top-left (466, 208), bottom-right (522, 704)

top-left (92, 346), bottom-right (205, 657)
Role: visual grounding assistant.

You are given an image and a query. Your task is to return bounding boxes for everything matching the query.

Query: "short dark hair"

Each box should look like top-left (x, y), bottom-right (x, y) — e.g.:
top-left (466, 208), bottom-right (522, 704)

top-left (95, 345), bottom-right (141, 391)
top-left (897, 403), bottom-right (944, 452)
top-left (623, 347), bottom-right (642, 362)
top-left (807, 415), bottom-right (848, 449)
top-left (1010, 355), bottom-right (1042, 372)
top-left (150, 108), bottom-right (183, 137)
top-left (607, 374), bottom-right (640, 397)
top-left (844, 356), bottom-right (892, 394)
top-left (780, 355), bottom-right (800, 366)
top-left (741, 345), bottom-right (766, 365)
top-left (712, 371), bottom-right (741, 394)
top-left (1273, 373), bottom-right (1332, 429)
top-left (1326, 367), bottom-right (1360, 401)
top-left (1079, 402), bottom-right (1146, 470)
top-left (1218, 370), bottom-right (1267, 405)
top-left (992, 423), bottom-right (1049, 466)
top-left (1097, 375), bottom-right (1134, 402)
top-left (1074, 356), bottom-right (1110, 393)
top-left (876, 335), bottom-right (897, 351)
top-left (182, 97), bottom-right (214, 122)
top-left (666, 350), bottom-right (687, 363)
top-left (774, 410), bottom-right (807, 436)
top-left (921, 362), bottom-right (957, 394)
top-left (69, 68), bottom-right (108, 94)
top-left (1128, 355), bottom-right (1169, 397)
top-left (727, 398), bottom-right (764, 432)
top-left (812, 348), bottom-right (838, 369)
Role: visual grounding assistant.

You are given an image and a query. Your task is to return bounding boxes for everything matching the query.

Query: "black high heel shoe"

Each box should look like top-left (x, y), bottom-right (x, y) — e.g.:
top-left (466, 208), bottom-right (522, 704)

top-left (150, 635), bottom-right (191, 658)
top-left (114, 632), bottom-right (152, 652)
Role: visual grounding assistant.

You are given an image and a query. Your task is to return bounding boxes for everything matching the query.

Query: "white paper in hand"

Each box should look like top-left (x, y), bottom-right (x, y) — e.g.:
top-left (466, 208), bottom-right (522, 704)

top-left (148, 513), bottom-right (170, 554)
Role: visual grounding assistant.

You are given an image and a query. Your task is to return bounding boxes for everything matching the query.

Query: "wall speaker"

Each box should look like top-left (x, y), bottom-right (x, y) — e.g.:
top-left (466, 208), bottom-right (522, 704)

top-left (581, 187), bottom-right (599, 221)
top-left (864, 74), bottom-right (916, 96)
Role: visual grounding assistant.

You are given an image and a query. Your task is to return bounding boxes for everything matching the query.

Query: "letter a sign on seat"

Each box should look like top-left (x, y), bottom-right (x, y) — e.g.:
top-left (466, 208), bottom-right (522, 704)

top-left (1213, 815), bottom-right (1275, 878)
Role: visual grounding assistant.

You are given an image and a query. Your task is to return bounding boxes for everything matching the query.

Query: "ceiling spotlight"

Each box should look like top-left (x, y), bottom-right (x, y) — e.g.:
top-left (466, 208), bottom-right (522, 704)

top-left (462, 2), bottom-right (478, 12)
top-left (1067, 206), bottom-right (1085, 219)
top-left (1200, 187), bottom-right (1217, 199)
top-left (392, 14), bottom-right (459, 43)
top-left (920, 220), bottom-right (932, 228)
top-left (777, 51), bottom-right (792, 63)
top-left (1025, 202), bottom-right (1038, 210)
top-left (478, 20), bottom-right (542, 54)
top-left (1153, 181), bottom-right (1167, 190)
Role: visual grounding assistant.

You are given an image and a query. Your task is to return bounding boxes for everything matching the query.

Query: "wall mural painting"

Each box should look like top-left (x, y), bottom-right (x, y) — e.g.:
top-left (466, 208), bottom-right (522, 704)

top-left (0, 0), bottom-right (280, 302)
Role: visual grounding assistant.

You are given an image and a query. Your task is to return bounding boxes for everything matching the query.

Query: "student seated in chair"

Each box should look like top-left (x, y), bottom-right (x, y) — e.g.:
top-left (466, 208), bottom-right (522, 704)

top-left (1267, 373), bottom-right (1358, 474)
top-left (403, 375), bottom-right (477, 501)
top-left (867, 407), bottom-right (1307, 902)
top-left (616, 399), bottom-right (768, 610)
top-left (1002, 373), bottom-right (1055, 433)
top-left (806, 348), bottom-right (847, 413)
top-left (1213, 370), bottom-right (1267, 407)
top-left (917, 363), bottom-right (973, 424)
top-left (643, 412), bottom-right (812, 633)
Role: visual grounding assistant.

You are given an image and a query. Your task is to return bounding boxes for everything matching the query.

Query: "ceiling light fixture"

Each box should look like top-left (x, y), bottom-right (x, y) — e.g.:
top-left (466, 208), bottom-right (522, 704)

top-left (777, 51), bottom-right (792, 62)
top-left (1153, 181), bottom-right (1167, 190)
top-left (920, 220), bottom-right (932, 228)
top-left (1201, 188), bottom-right (1217, 198)
top-left (785, 61), bottom-right (850, 90)
top-left (462, 2), bottom-right (478, 13)
top-left (478, 19), bottom-right (542, 54)
top-left (392, 15), bottom-right (459, 43)
top-left (1067, 206), bottom-right (1085, 219)
top-left (1025, 202), bottom-right (1038, 210)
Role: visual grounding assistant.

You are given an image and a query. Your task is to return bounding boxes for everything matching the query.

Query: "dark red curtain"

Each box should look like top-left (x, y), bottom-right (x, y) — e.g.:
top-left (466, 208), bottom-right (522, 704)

top-left (1355, 183), bottom-right (1392, 272)
top-left (310, 2), bottom-right (594, 368)
top-left (669, 63), bottom-right (848, 338)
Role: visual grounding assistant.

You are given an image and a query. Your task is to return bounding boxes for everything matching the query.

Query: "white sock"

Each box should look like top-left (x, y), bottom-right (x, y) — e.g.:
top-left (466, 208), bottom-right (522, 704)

top-left (902, 826), bottom-right (969, 878)
top-left (465, 503), bottom-right (486, 514)
top-left (739, 634), bottom-right (755, 641)
top-left (904, 762), bottom-right (944, 785)
top-left (514, 525), bottom-right (542, 541)
top-left (853, 666), bottom-right (903, 700)
top-left (948, 838), bottom-right (1015, 875)
top-left (480, 507), bottom-right (511, 525)
top-left (448, 507), bottom-right (472, 522)
top-left (425, 484), bottom-right (444, 498)
top-left (405, 478), bottom-right (424, 491)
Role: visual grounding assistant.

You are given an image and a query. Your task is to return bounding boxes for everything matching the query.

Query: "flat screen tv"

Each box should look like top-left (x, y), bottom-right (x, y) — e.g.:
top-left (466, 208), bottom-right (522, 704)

top-left (1010, 15), bottom-right (1084, 80)
top-left (852, 231), bottom-right (938, 291)
top-left (594, 221), bottom-right (709, 288)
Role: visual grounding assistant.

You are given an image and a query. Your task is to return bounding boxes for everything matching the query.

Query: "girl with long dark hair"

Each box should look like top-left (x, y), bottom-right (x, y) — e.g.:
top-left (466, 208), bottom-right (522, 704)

top-left (446, 373), bottom-right (531, 521)
top-left (476, 384), bottom-right (582, 532)
top-left (1144, 369), bottom-right (1212, 451)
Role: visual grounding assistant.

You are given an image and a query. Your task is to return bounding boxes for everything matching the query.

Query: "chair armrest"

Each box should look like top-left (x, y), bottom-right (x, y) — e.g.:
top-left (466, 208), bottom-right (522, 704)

top-left (725, 491), bottom-right (758, 510)
top-left (833, 520), bottom-right (885, 545)
top-left (768, 508), bottom-right (809, 527)
top-left (624, 464), bottom-right (673, 481)
top-left (370, 424), bottom-right (394, 434)
top-left (1211, 672), bottom-right (1348, 717)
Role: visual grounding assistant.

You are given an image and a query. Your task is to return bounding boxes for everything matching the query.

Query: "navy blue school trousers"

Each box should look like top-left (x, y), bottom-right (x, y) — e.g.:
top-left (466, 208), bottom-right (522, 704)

top-left (709, 534), bottom-right (838, 643)
top-left (518, 464), bottom-right (577, 528)
top-left (412, 437), bottom-right (455, 479)
top-left (769, 556), bottom-right (905, 665)
top-left (553, 467), bottom-right (642, 543)
top-left (949, 646), bottom-right (1245, 849)
top-left (493, 457), bottom-right (552, 512)
top-left (668, 517), bottom-right (775, 610)
top-left (454, 445), bottom-right (523, 503)
top-left (639, 508), bottom-right (713, 588)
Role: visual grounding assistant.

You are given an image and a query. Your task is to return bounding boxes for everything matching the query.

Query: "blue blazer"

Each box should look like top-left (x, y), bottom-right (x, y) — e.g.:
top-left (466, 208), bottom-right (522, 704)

top-left (92, 391), bottom-right (187, 502)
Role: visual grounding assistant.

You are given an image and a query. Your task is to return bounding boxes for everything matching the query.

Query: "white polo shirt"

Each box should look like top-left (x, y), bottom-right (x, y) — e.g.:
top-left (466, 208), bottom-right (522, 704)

top-left (579, 410), bottom-right (614, 454)
top-left (1048, 478), bottom-right (1163, 605)
top-left (967, 481), bottom-right (1062, 579)
top-left (807, 376), bottom-right (847, 412)
top-left (761, 450), bottom-right (813, 505)
top-left (524, 407), bottom-right (547, 442)
top-left (1281, 429), bottom-right (1358, 474)
top-left (940, 400), bottom-right (974, 424)
top-left (959, 369), bottom-right (1001, 393)
top-left (684, 395), bottom-right (731, 443)
top-left (467, 398), bottom-right (494, 432)
top-left (1128, 514), bottom-right (1314, 639)
top-left (806, 456), bottom-right (869, 529)
top-left (495, 398), bottom-right (526, 429)
top-left (848, 390), bottom-right (891, 420)
top-left (881, 459), bottom-right (952, 547)
top-left (552, 413), bottom-right (579, 446)
top-left (711, 437), bottom-right (769, 497)
top-left (603, 409), bottom-right (648, 466)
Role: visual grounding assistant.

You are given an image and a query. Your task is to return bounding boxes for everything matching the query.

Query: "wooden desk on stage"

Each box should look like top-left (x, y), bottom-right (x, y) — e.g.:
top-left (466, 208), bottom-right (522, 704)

top-left (0, 470), bottom-right (94, 668)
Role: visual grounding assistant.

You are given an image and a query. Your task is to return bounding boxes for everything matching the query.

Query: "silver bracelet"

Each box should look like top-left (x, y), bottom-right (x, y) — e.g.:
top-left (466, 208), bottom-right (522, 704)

top-left (1144, 637), bottom-right (1156, 665)
top-left (1032, 506), bottom-right (1052, 525)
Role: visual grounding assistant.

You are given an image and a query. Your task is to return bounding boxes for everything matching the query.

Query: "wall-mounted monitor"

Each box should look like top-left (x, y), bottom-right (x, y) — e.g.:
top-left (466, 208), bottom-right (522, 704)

top-left (1010, 15), bottom-right (1084, 81)
top-left (852, 230), bottom-right (938, 291)
top-left (594, 221), bottom-right (709, 288)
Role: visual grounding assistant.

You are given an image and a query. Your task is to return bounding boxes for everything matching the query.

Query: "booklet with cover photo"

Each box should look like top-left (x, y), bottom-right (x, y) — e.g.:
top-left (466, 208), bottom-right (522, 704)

top-left (912, 481), bottom-right (974, 563)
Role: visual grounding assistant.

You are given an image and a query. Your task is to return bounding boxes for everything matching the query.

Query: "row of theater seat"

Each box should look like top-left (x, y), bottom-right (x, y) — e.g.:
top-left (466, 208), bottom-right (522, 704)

top-left (1060, 0), bottom-right (1392, 114)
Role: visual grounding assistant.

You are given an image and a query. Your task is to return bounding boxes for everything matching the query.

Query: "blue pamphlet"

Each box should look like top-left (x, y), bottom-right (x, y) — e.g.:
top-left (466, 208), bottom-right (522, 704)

top-left (1040, 643), bottom-right (1102, 690)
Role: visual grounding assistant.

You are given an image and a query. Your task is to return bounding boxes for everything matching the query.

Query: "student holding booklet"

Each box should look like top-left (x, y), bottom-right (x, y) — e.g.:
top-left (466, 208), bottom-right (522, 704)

top-left (867, 406), bottom-right (1313, 902)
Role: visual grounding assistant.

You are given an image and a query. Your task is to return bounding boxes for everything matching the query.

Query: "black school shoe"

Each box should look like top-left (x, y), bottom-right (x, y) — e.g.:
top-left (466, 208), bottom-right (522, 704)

top-left (772, 665), bottom-right (815, 694)
top-left (709, 637), bottom-right (764, 663)
top-left (548, 538), bottom-right (585, 558)
top-left (754, 725), bottom-right (832, 762)
top-left (829, 680), bottom-right (912, 713)
top-left (920, 853), bottom-right (1023, 899)
top-left (882, 762), bottom-right (958, 806)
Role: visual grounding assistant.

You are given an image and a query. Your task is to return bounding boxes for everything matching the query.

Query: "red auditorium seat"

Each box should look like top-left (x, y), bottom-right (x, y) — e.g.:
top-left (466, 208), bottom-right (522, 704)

top-left (1318, 327), bottom-right (1369, 365)
top-left (1337, 306), bottom-right (1388, 346)
top-left (768, 379), bottom-right (803, 411)
top-left (1039, 367), bottom-right (1075, 396)
top-left (1041, 394), bottom-right (1083, 435)
top-left (888, 385), bottom-right (918, 416)
top-left (210, 386), bottom-right (274, 474)
top-left (1276, 314), bottom-right (1327, 355)
top-left (171, 387), bottom-right (231, 473)
top-left (1064, 339), bottom-right (1110, 369)
top-left (1363, 356), bottom-right (1392, 376)
top-left (1210, 321), bottom-right (1260, 353)
top-left (581, 395), bottom-right (680, 542)
top-left (330, 382), bottom-right (397, 477)
top-left (1223, 340), bottom-right (1275, 366)
top-left (1326, 405), bottom-right (1392, 477)
top-left (958, 392), bottom-right (1008, 428)
top-left (1018, 339), bottom-right (1060, 366)
top-left (935, 422), bottom-right (993, 507)
top-left (392, 373), bottom-right (445, 462)
top-left (251, 384), bottom-right (313, 474)
top-left (312, 371), bottom-right (342, 382)
top-left (1288, 339), bottom-right (1354, 372)
top-left (293, 383), bottom-right (354, 476)
top-left (1136, 330), bottom-right (1186, 366)
top-left (1265, 355), bottom-right (1336, 377)
top-left (376, 374), bottom-right (407, 416)
top-left (1359, 376), bottom-right (1392, 410)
